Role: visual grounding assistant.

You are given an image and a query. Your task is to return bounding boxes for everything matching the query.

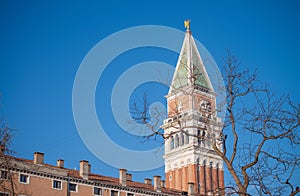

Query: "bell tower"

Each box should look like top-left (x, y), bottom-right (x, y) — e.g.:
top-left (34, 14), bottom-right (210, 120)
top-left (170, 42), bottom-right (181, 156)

top-left (162, 21), bottom-right (224, 195)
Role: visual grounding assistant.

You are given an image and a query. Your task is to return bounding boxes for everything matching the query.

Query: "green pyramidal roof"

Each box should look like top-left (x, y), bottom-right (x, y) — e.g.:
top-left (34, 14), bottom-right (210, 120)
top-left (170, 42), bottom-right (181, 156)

top-left (169, 30), bottom-right (214, 94)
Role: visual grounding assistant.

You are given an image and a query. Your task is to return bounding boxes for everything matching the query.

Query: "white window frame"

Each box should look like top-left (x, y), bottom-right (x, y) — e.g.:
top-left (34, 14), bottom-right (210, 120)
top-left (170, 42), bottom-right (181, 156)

top-left (110, 190), bottom-right (119, 196)
top-left (52, 180), bottom-right (62, 190)
top-left (93, 186), bottom-right (102, 195)
top-left (0, 192), bottom-right (9, 196)
top-left (0, 170), bottom-right (8, 180)
top-left (19, 174), bottom-right (29, 184)
top-left (68, 182), bottom-right (78, 192)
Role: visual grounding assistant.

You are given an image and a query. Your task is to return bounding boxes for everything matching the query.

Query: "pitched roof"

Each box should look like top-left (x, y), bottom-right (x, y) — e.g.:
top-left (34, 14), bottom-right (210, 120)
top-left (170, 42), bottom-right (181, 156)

top-left (3, 155), bottom-right (182, 195)
top-left (169, 29), bottom-right (214, 95)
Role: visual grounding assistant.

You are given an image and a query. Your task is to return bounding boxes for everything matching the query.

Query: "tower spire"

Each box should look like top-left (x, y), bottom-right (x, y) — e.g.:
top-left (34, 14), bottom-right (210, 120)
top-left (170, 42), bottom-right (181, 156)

top-left (168, 20), bottom-right (214, 95)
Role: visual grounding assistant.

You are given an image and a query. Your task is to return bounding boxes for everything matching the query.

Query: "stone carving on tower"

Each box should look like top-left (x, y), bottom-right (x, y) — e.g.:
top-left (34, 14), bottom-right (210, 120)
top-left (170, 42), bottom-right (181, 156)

top-left (162, 21), bottom-right (224, 195)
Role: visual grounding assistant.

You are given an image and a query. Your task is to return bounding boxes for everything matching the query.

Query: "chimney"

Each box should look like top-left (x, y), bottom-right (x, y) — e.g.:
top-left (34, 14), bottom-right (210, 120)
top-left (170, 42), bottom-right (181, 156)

top-left (160, 180), bottom-right (165, 188)
top-left (126, 173), bottom-right (132, 181)
top-left (144, 178), bottom-right (152, 185)
top-left (33, 152), bottom-right (44, 164)
top-left (188, 182), bottom-right (195, 196)
top-left (79, 160), bottom-right (90, 179)
top-left (119, 169), bottom-right (127, 186)
top-left (153, 176), bottom-right (161, 192)
top-left (57, 159), bottom-right (64, 168)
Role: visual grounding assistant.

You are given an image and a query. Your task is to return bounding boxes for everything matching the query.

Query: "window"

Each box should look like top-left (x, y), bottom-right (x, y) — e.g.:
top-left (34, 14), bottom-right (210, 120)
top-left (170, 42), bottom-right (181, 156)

top-left (127, 193), bottom-right (134, 196)
top-left (53, 180), bottom-right (62, 190)
top-left (180, 133), bottom-right (184, 146)
top-left (207, 141), bottom-right (211, 148)
top-left (0, 193), bottom-right (9, 196)
top-left (68, 183), bottom-right (77, 192)
top-left (170, 136), bottom-right (174, 149)
top-left (169, 175), bottom-right (172, 181)
top-left (185, 130), bottom-right (189, 144)
top-left (216, 163), bottom-right (220, 189)
top-left (94, 187), bottom-right (102, 195)
top-left (19, 174), bottom-right (29, 184)
top-left (175, 134), bottom-right (179, 148)
top-left (197, 129), bottom-right (201, 145)
top-left (210, 162), bottom-right (213, 190)
top-left (203, 160), bottom-right (207, 191)
top-left (1, 170), bottom-right (8, 180)
top-left (111, 190), bottom-right (118, 196)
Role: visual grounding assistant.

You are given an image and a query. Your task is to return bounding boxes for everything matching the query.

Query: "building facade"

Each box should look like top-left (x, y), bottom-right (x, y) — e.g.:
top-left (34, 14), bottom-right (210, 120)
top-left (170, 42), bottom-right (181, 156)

top-left (162, 22), bottom-right (224, 195)
top-left (0, 152), bottom-right (184, 196)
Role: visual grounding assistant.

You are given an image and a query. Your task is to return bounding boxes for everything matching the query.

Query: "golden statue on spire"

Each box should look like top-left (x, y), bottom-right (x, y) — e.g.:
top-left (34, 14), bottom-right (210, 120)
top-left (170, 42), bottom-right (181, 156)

top-left (184, 19), bottom-right (191, 30)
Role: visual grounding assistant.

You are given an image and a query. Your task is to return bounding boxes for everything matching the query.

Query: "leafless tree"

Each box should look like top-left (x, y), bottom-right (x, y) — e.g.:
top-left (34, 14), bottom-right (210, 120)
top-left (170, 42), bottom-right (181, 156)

top-left (130, 53), bottom-right (300, 196)
top-left (0, 100), bottom-right (16, 195)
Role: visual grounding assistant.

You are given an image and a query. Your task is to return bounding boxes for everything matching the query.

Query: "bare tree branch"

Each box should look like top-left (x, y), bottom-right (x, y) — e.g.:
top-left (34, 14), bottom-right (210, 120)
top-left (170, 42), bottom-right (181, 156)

top-left (129, 52), bottom-right (300, 195)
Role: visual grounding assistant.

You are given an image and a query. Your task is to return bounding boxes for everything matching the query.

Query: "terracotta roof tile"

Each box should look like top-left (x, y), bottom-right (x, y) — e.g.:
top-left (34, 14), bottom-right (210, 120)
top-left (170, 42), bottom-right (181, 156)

top-left (4, 155), bottom-right (182, 195)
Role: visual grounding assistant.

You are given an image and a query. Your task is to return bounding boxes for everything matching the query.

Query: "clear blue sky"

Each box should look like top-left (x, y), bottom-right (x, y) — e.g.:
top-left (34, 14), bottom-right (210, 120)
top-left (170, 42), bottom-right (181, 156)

top-left (0, 1), bottom-right (299, 183)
